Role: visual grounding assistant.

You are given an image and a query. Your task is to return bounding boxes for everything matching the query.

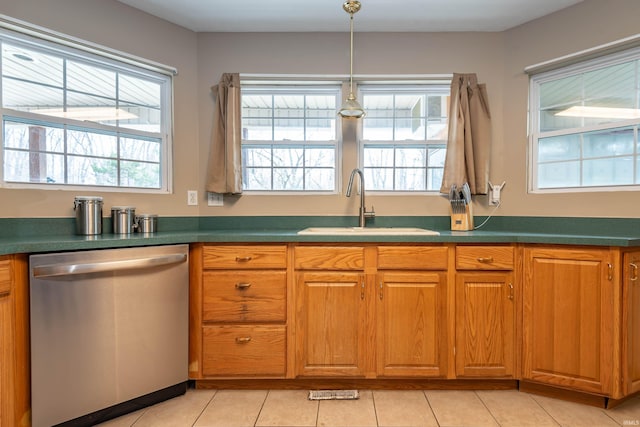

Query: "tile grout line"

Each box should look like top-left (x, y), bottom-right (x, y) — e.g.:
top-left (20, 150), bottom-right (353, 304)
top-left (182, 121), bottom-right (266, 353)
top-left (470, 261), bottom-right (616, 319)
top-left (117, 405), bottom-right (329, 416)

top-left (422, 390), bottom-right (442, 427)
top-left (191, 388), bottom-right (218, 427)
top-left (253, 389), bottom-right (271, 427)
top-left (371, 390), bottom-right (379, 427)
top-left (527, 393), bottom-right (562, 427)
top-left (473, 390), bottom-right (504, 427)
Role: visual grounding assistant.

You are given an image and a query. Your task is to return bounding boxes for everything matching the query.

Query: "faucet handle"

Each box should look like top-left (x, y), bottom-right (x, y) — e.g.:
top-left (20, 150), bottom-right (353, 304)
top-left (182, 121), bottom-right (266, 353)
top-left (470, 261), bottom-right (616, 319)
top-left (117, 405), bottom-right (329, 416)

top-left (365, 205), bottom-right (376, 218)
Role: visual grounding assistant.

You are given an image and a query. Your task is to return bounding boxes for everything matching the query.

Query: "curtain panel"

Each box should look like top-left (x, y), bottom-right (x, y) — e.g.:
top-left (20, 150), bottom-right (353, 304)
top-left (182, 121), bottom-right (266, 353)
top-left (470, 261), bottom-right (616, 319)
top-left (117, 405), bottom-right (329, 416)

top-left (440, 73), bottom-right (492, 195)
top-left (206, 72), bottom-right (243, 195)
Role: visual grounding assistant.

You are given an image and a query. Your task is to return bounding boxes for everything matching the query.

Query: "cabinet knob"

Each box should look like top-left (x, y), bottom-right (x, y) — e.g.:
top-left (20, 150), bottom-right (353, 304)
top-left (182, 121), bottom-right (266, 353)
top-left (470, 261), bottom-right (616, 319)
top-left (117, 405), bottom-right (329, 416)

top-left (477, 257), bottom-right (494, 264)
top-left (235, 336), bottom-right (252, 344)
top-left (235, 282), bottom-right (252, 290)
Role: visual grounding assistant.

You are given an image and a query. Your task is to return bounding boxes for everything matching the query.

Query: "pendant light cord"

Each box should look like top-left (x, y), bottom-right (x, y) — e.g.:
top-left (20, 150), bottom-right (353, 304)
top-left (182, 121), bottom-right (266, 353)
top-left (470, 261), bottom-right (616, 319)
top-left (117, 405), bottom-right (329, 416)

top-left (348, 12), bottom-right (355, 97)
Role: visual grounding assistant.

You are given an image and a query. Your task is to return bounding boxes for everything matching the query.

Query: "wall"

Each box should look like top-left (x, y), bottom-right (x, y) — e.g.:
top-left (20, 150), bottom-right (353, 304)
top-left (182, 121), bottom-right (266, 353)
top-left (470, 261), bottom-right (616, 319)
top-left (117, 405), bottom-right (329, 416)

top-left (0, 0), bottom-right (200, 218)
top-left (0, 0), bottom-right (639, 220)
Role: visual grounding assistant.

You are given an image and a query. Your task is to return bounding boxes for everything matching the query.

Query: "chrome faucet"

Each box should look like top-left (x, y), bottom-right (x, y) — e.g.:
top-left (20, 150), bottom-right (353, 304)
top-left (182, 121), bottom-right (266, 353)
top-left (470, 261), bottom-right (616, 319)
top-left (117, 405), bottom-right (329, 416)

top-left (346, 168), bottom-right (375, 227)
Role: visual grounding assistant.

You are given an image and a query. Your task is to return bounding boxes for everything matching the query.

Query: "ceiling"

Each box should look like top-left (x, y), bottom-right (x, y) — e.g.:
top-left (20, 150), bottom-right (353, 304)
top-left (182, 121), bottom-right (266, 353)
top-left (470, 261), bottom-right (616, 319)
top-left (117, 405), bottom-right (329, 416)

top-left (116, 0), bottom-right (584, 33)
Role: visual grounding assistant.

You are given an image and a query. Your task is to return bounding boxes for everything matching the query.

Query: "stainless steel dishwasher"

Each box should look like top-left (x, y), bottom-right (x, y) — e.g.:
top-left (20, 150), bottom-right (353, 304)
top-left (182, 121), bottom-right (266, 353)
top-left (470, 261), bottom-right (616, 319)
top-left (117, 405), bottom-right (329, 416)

top-left (29, 244), bottom-right (189, 427)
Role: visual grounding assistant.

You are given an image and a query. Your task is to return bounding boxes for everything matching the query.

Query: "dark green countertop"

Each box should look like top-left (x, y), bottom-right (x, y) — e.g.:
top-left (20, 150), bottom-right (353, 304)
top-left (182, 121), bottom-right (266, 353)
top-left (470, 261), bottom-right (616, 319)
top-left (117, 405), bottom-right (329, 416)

top-left (2, 215), bottom-right (640, 255)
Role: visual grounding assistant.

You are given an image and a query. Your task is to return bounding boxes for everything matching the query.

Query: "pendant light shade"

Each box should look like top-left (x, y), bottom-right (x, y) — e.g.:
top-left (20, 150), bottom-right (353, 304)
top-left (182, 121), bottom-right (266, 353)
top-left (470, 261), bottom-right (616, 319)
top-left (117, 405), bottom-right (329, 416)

top-left (338, 0), bottom-right (365, 119)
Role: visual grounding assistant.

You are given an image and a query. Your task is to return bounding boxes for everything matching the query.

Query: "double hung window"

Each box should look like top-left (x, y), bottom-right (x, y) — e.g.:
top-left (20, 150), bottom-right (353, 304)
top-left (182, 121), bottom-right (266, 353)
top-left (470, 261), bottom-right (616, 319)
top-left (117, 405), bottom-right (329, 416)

top-left (359, 84), bottom-right (449, 192)
top-left (241, 83), bottom-right (340, 192)
top-left (1, 25), bottom-right (173, 191)
top-left (529, 48), bottom-right (640, 191)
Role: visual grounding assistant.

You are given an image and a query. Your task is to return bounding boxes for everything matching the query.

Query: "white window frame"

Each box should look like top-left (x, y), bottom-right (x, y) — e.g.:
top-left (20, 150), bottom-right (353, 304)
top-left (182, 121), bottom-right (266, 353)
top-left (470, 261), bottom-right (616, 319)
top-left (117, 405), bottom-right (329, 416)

top-left (358, 81), bottom-right (450, 194)
top-left (0, 15), bottom-right (175, 193)
top-left (528, 47), bottom-right (640, 193)
top-left (240, 80), bottom-right (342, 194)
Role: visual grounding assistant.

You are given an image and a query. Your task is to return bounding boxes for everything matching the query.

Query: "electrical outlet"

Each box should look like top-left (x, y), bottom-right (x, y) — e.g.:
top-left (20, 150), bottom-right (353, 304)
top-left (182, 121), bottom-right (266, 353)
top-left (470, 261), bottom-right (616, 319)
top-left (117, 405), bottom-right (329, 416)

top-left (207, 192), bottom-right (224, 206)
top-left (187, 190), bottom-right (198, 206)
top-left (488, 181), bottom-right (505, 206)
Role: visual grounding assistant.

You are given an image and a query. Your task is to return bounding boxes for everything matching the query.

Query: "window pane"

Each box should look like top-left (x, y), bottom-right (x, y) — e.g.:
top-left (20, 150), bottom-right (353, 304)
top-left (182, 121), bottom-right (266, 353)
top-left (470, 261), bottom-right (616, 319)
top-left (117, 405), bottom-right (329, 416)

top-left (427, 168), bottom-right (444, 191)
top-left (274, 118), bottom-right (304, 140)
top-left (67, 155), bottom-right (118, 186)
top-left (429, 147), bottom-right (446, 167)
top-left (67, 61), bottom-right (115, 98)
top-left (305, 168), bottom-right (334, 191)
top-left (243, 146), bottom-right (272, 167)
top-left (3, 79), bottom-right (64, 114)
top-left (305, 147), bottom-right (334, 167)
top-left (396, 147), bottom-right (426, 167)
top-left (2, 43), bottom-right (63, 87)
top-left (273, 147), bottom-right (303, 167)
top-left (395, 168), bottom-right (426, 191)
top-left (3, 121), bottom-right (64, 152)
top-left (364, 167), bottom-right (393, 190)
top-left (120, 160), bottom-right (160, 188)
top-left (538, 134), bottom-right (581, 162)
top-left (121, 137), bottom-right (161, 162)
top-left (582, 127), bottom-right (634, 158)
top-left (244, 168), bottom-right (271, 190)
top-left (363, 146), bottom-right (394, 167)
top-left (538, 161), bottom-right (580, 188)
top-left (67, 129), bottom-right (117, 157)
top-left (583, 157), bottom-right (634, 186)
top-left (273, 168), bottom-right (303, 190)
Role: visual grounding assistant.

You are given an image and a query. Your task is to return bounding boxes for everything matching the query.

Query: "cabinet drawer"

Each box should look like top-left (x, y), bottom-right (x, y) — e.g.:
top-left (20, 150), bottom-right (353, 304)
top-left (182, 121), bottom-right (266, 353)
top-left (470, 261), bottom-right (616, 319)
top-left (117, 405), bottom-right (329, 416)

top-left (456, 246), bottom-right (514, 270)
top-left (203, 245), bottom-right (287, 269)
top-left (0, 259), bottom-right (11, 296)
top-left (203, 271), bottom-right (286, 323)
top-left (377, 246), bottom-right (448, 270)
top-left (294, 246), bottom-right (364, 270)
top-left (202, 325), bottom-right (286, 376)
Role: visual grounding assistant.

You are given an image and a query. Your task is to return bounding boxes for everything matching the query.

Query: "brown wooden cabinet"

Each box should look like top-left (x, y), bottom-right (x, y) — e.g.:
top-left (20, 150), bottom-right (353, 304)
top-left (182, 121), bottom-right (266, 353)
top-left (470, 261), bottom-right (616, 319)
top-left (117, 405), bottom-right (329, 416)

top-left (0, 254), bottom-right (29, 427)
top-left (455, 245), bottom-right (517, 378)
top-left (190, 244), bottom-right (288, 378)
top-left (622, 249), bottom-right (640, 396)
top-left (376, 246), bottom-right (449, 377)
top-left (294, 246), bottom-right (371, 377)
top-left (294, 245), bottom-right (450, 378)
top-left (522, 246), bottom-right (615, 395)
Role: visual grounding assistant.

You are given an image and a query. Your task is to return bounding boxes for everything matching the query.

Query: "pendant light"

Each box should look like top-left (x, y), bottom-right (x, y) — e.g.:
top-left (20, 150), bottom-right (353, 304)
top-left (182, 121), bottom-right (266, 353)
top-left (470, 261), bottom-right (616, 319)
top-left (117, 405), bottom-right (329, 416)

top-left (338, 0), bottom-right (366, 119)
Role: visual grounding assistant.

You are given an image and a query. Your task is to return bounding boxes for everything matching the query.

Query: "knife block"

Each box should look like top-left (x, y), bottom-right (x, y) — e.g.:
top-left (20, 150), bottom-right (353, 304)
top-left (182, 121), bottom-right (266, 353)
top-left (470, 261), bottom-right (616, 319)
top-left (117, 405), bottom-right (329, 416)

top-left (450, 203), bottom-right (474, 231)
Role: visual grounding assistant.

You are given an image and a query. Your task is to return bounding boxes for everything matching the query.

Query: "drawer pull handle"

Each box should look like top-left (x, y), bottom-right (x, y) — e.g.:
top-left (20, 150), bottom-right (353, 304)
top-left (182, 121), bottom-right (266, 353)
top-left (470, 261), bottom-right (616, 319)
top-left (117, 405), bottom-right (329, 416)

top-left (235, 256), bottom-right (253, 262)
top-left (235, 282), bottom-right (252, 290)
top-left (631, 263), bottom-right (638, 281)
top-left (477, 257), bottom-right (494, 264)
top-left (235, 336), bottom-right (252, 344)
top-left (508, 283), bottom-right (514, 300)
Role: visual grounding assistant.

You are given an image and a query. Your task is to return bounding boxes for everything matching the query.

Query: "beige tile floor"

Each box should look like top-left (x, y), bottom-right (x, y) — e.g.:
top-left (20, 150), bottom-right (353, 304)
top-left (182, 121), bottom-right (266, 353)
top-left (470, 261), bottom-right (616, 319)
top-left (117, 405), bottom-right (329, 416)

top-left (99, 388), bottom-right (640, 427)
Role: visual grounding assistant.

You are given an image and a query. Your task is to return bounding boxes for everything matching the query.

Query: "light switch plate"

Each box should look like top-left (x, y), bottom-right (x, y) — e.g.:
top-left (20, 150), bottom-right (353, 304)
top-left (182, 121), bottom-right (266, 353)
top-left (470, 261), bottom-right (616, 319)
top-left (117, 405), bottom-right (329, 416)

top-left (207, 192), bottom-right (223, 206)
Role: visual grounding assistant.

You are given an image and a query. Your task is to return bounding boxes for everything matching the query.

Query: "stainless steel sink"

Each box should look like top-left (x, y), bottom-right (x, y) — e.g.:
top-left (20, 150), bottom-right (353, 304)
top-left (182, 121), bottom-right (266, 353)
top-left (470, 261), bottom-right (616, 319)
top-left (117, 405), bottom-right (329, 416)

top-left (297, 227), bottom-right (440, 236)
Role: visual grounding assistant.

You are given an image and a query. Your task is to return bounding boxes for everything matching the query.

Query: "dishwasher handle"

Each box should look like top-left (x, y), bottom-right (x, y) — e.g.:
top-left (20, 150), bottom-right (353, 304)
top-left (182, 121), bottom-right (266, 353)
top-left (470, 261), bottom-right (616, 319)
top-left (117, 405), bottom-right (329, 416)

top-left (32, 253), bottom-right (187, 278)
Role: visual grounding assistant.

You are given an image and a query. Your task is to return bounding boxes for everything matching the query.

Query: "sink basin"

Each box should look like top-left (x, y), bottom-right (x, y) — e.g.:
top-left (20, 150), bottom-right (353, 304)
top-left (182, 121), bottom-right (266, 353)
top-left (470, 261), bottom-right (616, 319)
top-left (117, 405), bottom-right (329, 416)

top-left (297, 227), bottom-right (440, 236)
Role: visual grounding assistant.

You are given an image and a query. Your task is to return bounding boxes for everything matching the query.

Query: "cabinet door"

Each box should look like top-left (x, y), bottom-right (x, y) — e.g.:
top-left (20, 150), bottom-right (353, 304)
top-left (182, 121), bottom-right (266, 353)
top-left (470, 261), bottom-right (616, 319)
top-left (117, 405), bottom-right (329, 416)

top-left (522, 247), bottom-right (613, 394)
top-left (0, 258), bottom-right (14, 427)
top-left (456, 272), bottom-right (515, 378)
top-left (376, 271), bottom-right (448, 377)
top-left (623, 250), bottom-right (640, 395)
top-left (295, 271), bottom-right (368, 377)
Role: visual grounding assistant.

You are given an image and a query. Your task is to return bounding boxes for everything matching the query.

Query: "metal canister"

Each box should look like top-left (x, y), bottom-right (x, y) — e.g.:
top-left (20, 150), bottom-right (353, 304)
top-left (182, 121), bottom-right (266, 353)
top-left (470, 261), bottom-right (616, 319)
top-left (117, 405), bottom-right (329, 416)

top-left (135, 214), bottom-right (158, 234)
top-left (73, 196), bottom-right (103, 235)
top-left (111, 206), bottom-right (137, 234)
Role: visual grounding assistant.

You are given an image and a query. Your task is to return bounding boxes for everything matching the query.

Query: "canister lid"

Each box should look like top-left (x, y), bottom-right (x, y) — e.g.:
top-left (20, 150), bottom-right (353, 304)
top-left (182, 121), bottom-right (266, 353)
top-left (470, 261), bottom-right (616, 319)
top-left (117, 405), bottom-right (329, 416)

top-left (136, 214), bottom-right (158, 218)
top-left (75, 196), bottom-right (103, 202)
top-left (111, 206), bottom-right (136, 212)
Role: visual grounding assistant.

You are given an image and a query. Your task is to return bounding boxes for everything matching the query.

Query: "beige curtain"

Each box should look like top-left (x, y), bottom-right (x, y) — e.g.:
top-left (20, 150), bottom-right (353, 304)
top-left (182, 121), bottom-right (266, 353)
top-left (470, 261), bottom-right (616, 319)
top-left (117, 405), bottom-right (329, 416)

top-left (206, 73), bottom-right (243, 195)
top-left (440, 73), bottom-right (491, 195)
